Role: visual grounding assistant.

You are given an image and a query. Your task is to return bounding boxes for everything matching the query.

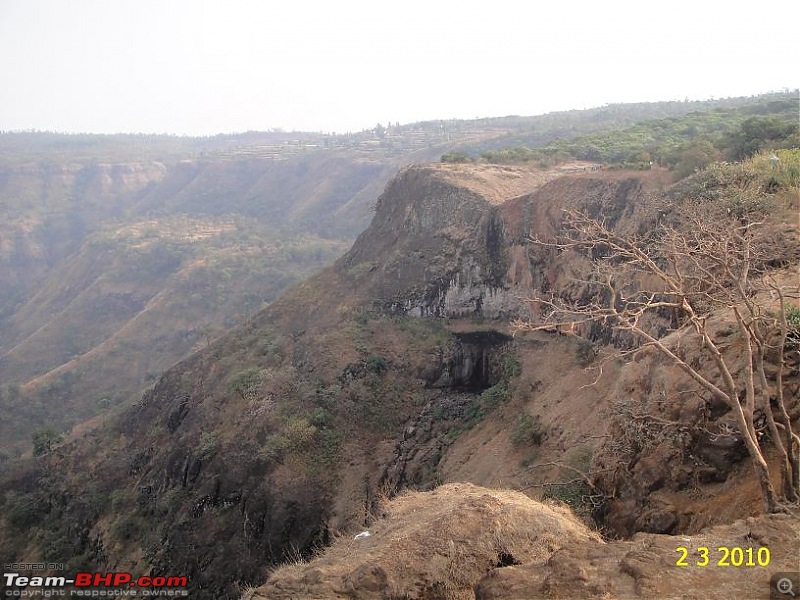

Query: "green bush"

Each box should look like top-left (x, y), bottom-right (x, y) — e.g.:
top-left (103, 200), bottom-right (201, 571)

top-left (5, 493), bottom-right (49, 529)
top-left (480, 146), bottom-right (537, 164)
top-left (229, 367), bottom-right (264, 400)
top-left (309, 408), bottom-right (331, 428)
top-left (32, 426), bottom-right (62, 456)
top-left (260, 434), bottom-right (289, 462)
top-left (259, 336), bottom-right (284, 357)
top-left (366, 355), bottom-right (389, 375)
top-left (284, 417), bottom-right (317, 450)
top-left (441, 151), bottom-right (472, 163)
top-left (503, 355), bottom-right (522, 378)
top-left (542, 480), bottom-right (594, 520)
top-left (197, 432), bottom-right (217, 460)
top-left (511, 414), bottom-right (543, 446)
top-left (112, 515), bottom-right (141, 540)
top-left (479, 382), bottom-right (509, 408)
top-left (787, 306), bottom-right (800, 327)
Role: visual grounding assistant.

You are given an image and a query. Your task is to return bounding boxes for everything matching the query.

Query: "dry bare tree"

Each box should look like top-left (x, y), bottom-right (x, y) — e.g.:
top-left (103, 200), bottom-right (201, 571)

top-left (513, 192), bottom-right (799, 513)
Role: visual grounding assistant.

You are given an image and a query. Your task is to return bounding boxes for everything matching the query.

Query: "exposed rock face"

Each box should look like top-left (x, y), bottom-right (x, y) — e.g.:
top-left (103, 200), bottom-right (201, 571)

top-left (474, 511), bottom-right (800, 600)
top-left (340, 163), bottom-right (653, 320)
top-left (341, 164), bottom-right (518, 318)
top-left (426, 331), bottom-right (511, 390)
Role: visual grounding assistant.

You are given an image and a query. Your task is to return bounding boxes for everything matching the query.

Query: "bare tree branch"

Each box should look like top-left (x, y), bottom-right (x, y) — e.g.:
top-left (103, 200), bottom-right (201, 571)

top-left (515, 196), bottom-right (799, 513)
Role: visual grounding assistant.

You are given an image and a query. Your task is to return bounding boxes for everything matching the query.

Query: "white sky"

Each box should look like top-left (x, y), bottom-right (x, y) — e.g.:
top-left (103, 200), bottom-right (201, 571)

top-left (0, 0), bottom-right (797, 135)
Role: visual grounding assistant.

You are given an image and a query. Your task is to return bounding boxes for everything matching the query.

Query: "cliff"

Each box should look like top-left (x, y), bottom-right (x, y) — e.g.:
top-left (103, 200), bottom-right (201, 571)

top-left (340, 163), bottom-right (660, 319)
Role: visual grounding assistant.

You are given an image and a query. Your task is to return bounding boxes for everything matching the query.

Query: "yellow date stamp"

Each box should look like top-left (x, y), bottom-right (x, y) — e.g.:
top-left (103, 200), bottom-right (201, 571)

top-left (675, 546), bottom-right (771, 567)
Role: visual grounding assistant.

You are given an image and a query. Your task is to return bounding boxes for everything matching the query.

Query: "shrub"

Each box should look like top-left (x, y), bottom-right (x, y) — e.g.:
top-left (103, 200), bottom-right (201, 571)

top-left (259, 337), bottom-right (284, 357)
top-left (481, 146), bottom-right (537, 164)
top-left (479, 382), bottom-right (509, 408)
top-left (32, 426), bottom-right (62, 456)
top-left (197, 432), bottom-right (217, 460)
top-left (787, 305), bottom-right (800, 329)
top-left (284, 418), bottom-right (317, 450)
top-left (309, 408), bottom-right (331, 428)
top-left (261, 434), bottom-right (288, 462)
top-left (511, 414), bottom-right (543, 446)
top-left (366, 355), bottom-right (389, 375)
top-left (542, 480), bottom-right (594, 520)
top-left (229, 367), bottom-right (264, 400)
top-left (441, 151), bottom-right (472, 163)
top-left (5, 492), bottom-right (49, 529)
top-left (787, 305), bottom-right (800, 350)
top-left (503, 355), bottom-right (522, 378)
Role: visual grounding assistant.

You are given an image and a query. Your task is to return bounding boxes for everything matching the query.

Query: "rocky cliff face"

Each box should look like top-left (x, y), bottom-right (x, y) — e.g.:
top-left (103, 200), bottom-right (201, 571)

top-left (341, 163), bottom-right (655, 321)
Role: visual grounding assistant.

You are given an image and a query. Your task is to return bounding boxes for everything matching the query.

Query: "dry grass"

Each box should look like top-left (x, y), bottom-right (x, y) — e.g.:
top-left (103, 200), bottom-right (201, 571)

top-left (432, 162), bottom-right (566, 205)
top-left (255, 482), bottom-right (601, 599)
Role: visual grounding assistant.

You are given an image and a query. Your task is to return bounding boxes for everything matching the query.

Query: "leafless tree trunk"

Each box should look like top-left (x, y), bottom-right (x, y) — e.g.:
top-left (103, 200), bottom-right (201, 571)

top-left (513, 196), bottom-right (799, 513)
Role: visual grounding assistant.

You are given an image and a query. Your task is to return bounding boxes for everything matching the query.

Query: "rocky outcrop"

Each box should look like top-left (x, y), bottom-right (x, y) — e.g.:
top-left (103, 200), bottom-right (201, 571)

top-left (340, 164), bottom-right (654, 321)
top-left (255, 483), bottom-right (800, 600)
top-left (475, 512), bottom-right (800, 600)
top-left (252, 483), bottom-right (602, 600)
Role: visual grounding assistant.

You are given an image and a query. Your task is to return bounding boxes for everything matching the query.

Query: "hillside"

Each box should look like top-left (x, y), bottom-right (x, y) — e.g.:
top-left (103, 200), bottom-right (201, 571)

top-left (0, 153), bottom-right (395, 453)
top-left (1, 149), bottom-right (796, 599)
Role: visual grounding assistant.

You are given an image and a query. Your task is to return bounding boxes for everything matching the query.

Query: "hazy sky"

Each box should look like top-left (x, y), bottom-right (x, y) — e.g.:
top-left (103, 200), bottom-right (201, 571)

top-left (1, 0), bottom-right (797, 135)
